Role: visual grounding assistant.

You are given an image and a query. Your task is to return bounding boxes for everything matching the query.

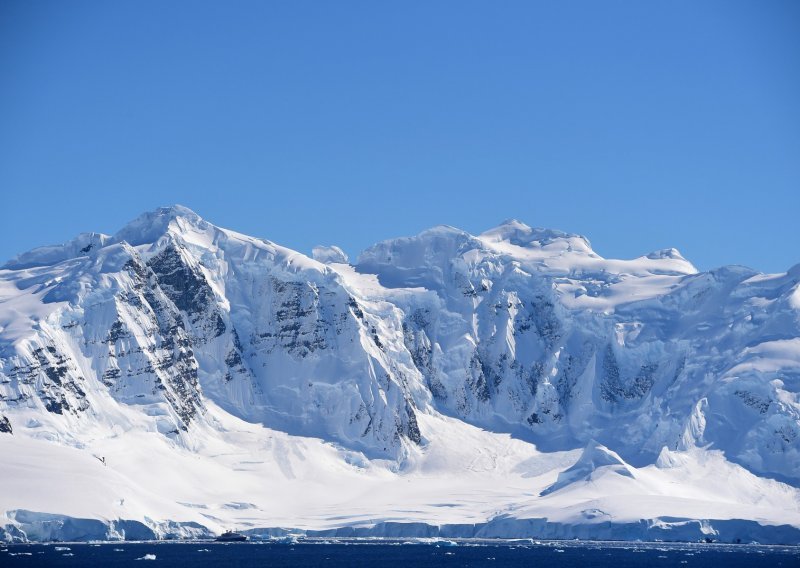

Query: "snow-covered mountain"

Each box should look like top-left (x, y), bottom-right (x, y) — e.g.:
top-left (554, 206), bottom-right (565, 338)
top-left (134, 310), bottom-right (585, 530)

top-left (1, 206), bottom-right (799, 543)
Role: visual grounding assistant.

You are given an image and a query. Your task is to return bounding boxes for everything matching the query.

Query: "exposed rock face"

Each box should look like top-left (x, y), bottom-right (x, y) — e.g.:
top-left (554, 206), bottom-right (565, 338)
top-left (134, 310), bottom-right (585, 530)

top-left (354, 220), bottom-right (800, 481)
top-left (1, 207), bottom-right (799, 484)
top-left (5, 344), bottom-right (88, 416)
top-left (147, 244), bottom-right (226, 340)
top-left (0, 207), bottom-right (424, 459)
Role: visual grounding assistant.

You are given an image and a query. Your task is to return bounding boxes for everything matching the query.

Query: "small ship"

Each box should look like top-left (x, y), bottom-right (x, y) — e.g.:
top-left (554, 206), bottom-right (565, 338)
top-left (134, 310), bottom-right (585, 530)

top-left (215, 529), bottom-right (248, 542)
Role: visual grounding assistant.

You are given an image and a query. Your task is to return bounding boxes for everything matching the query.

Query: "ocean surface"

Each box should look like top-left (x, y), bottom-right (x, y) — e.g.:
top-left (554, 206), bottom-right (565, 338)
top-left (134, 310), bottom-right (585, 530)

top-left (1, 540), bottom-right (797, 567)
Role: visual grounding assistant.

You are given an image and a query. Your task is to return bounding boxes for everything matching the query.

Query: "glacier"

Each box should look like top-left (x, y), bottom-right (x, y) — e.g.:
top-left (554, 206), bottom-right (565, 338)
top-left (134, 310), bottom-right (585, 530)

top-left (1, 205), bottom-right (798, 544)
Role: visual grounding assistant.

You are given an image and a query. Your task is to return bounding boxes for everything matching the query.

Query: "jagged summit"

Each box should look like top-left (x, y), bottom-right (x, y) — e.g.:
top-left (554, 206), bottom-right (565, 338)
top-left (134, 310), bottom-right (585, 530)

top-left (646, 247), bottom-right (686, 261)
top-left (113, 204), bottom-right (208, 247)
top-left (480, 218), bottom-right (593, 253)
top-left (2, 205), bottom-right (207, 270)
top-left (4, 207), bottom-right (710, 278)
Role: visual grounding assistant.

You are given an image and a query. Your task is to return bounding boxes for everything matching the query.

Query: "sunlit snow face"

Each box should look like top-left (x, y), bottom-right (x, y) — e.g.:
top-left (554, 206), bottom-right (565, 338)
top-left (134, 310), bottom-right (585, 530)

top-left (1, 207), bottom-right (799, 544)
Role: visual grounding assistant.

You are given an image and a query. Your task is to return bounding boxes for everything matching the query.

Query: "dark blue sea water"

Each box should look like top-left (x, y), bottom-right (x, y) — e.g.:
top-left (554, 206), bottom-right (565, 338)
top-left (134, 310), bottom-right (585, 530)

top-left (1, 540), bottom-right (797, 567)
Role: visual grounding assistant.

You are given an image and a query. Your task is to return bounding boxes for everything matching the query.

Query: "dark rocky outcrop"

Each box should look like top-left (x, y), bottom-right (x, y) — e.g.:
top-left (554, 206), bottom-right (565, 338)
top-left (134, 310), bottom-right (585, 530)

top-left (0, 414), bottom-right (12, 434)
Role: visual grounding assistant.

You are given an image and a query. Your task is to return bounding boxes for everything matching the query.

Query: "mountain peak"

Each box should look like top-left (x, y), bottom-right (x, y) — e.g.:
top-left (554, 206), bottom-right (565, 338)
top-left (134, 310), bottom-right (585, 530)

top-left (646, 247), bottom-right (686, 261)
top-left (480, 219), bottom-right (593, 253)
top-left (498, 218), bottom-right (532, 231)
top-left (113, 205), bottom-right (207, 246)
top-left (312, 245), bottom-right (349, 264)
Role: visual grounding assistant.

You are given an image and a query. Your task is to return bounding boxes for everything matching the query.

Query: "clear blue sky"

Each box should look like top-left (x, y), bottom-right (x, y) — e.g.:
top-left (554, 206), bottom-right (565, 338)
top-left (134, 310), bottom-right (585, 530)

top-left (1, 1), bottom-right (798, 272)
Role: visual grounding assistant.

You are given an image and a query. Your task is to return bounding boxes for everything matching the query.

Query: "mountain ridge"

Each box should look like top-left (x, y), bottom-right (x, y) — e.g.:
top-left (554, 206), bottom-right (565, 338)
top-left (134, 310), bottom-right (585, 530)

top-left (1, 205), bottom-right (798, 543)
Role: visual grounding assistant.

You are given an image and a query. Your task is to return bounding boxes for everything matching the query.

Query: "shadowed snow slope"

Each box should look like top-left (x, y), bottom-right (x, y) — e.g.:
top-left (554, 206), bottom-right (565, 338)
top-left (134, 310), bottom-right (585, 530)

top-left (1, 206), bottom-right (799, 543)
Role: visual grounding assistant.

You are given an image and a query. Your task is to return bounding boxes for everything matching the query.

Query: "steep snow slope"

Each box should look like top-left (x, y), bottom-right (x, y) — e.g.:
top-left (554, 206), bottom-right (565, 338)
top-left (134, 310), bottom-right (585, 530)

top-left (1, 206), bottom-right (424, 459)
top-left (354, 219), bottom-right (800, 483)
top-left (1, 206), bottom-right (799, 543)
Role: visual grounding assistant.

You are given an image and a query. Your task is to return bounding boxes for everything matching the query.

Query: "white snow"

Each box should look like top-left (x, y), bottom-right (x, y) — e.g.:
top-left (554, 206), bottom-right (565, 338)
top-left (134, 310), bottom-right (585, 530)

top-left (312, 245), bottom-right (349, 265)
top-left (1, 206), bottom-right (799, 543)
